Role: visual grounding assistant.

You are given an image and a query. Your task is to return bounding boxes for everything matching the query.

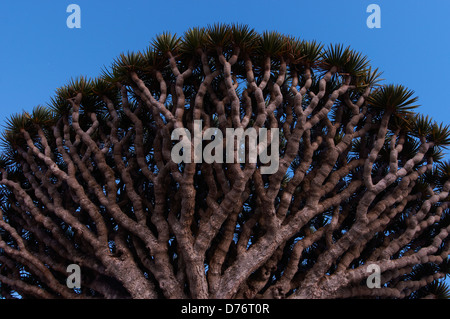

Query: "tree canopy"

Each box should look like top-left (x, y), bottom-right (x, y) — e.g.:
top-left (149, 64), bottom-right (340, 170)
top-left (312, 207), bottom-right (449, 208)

top-left (1, 24), bottom-right (450, 299)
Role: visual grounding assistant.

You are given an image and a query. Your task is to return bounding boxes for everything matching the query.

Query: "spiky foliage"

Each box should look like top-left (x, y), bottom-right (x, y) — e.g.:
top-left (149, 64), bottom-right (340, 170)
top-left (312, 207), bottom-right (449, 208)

top-left (322, 44), bottom-right (371, 78)
top-left (0, 24), bottom-right (449, 300)
top-left (367, 84), bottom-right (419, 115)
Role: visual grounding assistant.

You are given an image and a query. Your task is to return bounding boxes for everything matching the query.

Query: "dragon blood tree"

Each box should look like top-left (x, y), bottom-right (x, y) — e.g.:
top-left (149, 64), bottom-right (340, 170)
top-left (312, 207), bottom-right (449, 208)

top-left (1, 24), bottom-right (450, 299)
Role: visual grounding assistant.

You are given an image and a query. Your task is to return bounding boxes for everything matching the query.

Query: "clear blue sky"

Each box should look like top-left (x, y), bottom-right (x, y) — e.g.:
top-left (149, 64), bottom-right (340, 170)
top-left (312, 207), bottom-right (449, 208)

top-left (0, 0), bottom-right (449, 131)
